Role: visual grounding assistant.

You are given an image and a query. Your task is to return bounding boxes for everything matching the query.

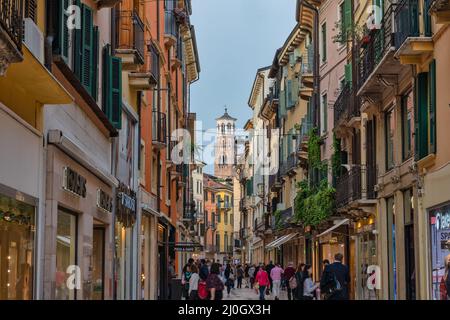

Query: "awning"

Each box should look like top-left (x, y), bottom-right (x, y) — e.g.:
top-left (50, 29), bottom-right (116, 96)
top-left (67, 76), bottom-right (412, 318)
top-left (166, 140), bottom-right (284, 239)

top-left (265, 233), bottom-right (299, 250)
top-left (316, 219), bottom-right (349, 238)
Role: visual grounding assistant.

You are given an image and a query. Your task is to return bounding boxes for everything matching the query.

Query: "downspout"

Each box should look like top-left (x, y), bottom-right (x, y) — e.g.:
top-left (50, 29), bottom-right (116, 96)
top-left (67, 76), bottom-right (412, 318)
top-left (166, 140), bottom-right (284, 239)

top-left (302, 0), bottom-right (320, 130)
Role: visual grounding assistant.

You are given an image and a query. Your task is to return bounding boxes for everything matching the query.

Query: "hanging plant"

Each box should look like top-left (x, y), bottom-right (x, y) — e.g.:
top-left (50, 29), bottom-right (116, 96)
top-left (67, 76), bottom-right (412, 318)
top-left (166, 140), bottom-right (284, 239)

top-left (331, 133), bottom-right (342, 179)
top-left (332, 21), bottom-right (365, 46)
top-left (273, 209), bottom-right (282, 230)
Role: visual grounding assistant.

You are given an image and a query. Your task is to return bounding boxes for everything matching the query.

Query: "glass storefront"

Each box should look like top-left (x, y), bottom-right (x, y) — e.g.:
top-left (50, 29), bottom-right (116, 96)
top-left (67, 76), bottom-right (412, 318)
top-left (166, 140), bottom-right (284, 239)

top-left (0, 194), bottom-right (35, 300)
top-left (429, 203), bottom-right (450, 300)
top-left (141, 214), bottom-right (152, 300)
top-left (355, 222), bottom-right (378, 300)
top-left (55, 209), bottom-right (77, 300)
top-left (91, 226), bottom-right (105, 300)
top-left (114, 221), bottom-right (133, 300)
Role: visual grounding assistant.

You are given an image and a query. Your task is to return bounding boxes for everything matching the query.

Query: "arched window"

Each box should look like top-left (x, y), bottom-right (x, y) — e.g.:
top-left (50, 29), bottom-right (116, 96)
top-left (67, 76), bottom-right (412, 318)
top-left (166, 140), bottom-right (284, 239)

top-left (227, 123), bottom-right (232, 132)
top-left (221, 124), bottom-right (225, 134)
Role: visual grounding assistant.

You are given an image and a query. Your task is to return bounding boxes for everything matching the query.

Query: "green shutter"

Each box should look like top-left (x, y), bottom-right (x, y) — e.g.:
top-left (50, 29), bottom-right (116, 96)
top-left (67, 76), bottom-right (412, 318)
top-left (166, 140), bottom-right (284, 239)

top-left (73, 0), bottom-right (82, 79)
top-left (292, 77), bottom-right (299, 106)
top-left (344, 0), bottom-right (352, 40)
top-left (111, 57), bottom-right (123, 129)
top-left (345, 63), bottom-right (352, 86)
top-left (416, 72), bottom-right (429, 160)
top-left (279, 89), bottom-right (287, 118)
top-left (424, 0), bottom-right (432, 36)
top-left (102, 45), bottom-right (111, 116)
top-left (286, 79), bottom-right (293, 108)
top-left (81, 4), bottom-right (93, 95)
top-left (429, 59), bottom-right (436, 154)
top-left (59, 0), bottom-right (70, 62)
top-left (92, 26), bottom-right (99, 101)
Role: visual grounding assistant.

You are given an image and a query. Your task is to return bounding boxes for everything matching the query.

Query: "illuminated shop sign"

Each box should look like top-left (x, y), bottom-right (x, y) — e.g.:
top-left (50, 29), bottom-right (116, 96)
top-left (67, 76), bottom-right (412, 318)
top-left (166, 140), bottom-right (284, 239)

top-left (62, 167), bottom-right (86, 198)
top-left (435, 211), bottom-right (450, 231)
top-left (96, 189), bottom-right (113, 213)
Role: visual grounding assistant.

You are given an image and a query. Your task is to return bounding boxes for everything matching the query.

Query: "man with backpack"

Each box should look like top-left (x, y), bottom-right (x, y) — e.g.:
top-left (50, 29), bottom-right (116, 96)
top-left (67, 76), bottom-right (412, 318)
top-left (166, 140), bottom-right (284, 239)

top-left (320, 253), bottom-right (350, 300)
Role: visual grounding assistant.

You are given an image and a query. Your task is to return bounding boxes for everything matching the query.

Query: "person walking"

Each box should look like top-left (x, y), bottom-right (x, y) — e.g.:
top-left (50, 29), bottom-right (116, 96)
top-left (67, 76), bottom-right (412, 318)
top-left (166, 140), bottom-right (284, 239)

top-left (270, 263), bottom-right (284, 300)
top-left (283, 262), bottom-right (296, 300)
top-left (255, 266), bottom-right (270, 301)
top-left (224, 263), bottom-right (234, 297)
top-left (181, 263), bottom-right (192, 300)
top-left (302, 265), bottom-right (319, 300)
top-left (199, 259), bottom-right (209, 281)
top-left (320, 253), bottom-right (350, 300)
top-left (189, 264), bottom-right (200, 300)
top-left (266, 261), bottom-right (275, 293)
top-left (294, 263), bottom-right (305, 300)
top-left (248, 264), bottom-right (256, 289)
top-left (236, 265), bottom-right (244, 289)
top-left (244, 264), bottom-right (250, 288)
top-left (206, 263), bottom-right (225, 300)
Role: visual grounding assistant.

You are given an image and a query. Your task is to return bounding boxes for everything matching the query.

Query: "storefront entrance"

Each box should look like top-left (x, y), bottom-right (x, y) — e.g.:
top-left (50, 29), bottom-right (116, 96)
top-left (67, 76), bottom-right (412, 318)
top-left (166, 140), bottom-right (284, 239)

top-left (0, 193), bottom-right (35, 300)
top-left (91, 224), bottom-right (105, 300)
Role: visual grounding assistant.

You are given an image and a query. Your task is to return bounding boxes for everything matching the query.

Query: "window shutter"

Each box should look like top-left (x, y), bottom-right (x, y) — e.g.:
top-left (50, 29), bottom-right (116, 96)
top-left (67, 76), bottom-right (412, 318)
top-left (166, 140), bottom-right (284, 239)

top-left (92, 26), bottom-right (99, 102)
top-left (59, 0), bottom-right (70, 62)
top-left (289, 53), bottom-right (295, 66)
top-left (416, 72), bottom-right (429, 160)
top-left (81, 4), bottom-right (93, 95)
top-left (286, 79), bottom-right (293, 108)
top-left (25, 0), bottom-right (37, 22)
top-left (429, 59), bottom-right (436, 154)
top-left (110, 57), bottom-right (123, 129)
top-left (292, 77), bottom-right (299, 106)
top-left (345, 63), bottom-right (352, 86)
top-left (102, 45), bottom-right (111, 116)
top-left (344, 0), bottom-right (352, 40)
top-left (279, 90), bottom-right (287, 118)
top-left (73, 0), bottom-right (82, 79)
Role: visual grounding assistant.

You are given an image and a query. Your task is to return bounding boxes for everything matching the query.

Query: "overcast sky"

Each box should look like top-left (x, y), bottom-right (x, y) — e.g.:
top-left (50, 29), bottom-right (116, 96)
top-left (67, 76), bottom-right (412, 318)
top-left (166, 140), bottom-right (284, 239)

top-left (189, 0), bottom-right (297, 172)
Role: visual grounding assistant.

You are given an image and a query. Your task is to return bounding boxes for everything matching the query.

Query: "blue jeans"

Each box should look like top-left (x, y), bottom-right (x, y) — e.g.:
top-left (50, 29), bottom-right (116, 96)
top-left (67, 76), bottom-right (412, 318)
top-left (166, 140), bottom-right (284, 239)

top-left (259, 286), bottom-right (266, 300)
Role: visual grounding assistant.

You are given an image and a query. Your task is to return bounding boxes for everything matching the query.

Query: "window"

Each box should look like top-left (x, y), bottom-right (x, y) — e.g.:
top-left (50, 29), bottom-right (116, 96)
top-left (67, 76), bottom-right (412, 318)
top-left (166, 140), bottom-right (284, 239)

top-left (401, 90), bottom-right (414, 160)
top-left (102, 44), bottom-right (122, 129)
top-left (151, 157), bottom-right (157, 194)
top-left (224, 211), bottom-right (228, 225)
top-left (204, 190), bottom-right (208, 201)
top-left (224, 233), bottom-right (228, 252)
top-left (139, 142), bottom-right (145, 186)
top-left (211, 193), bottom-right (215, 203)
top-left (321, 93), bottom-right (328, 134)
top-left (216, 233), bottom-right (220, 252)
top-left (385, 107), bottom-right (395, 171)
top-left (225, 195), bottom-right (230, 208)
top-left (321, 22), bottom-right (327, 63)
top-left (56, 209), bottom-right (78, 300)
top-left (166, 173), bottom-right (171, 205)
top-left (386, 197), bottom-right (397, 300)
top-left (217, 211), bottom-right (221, 223)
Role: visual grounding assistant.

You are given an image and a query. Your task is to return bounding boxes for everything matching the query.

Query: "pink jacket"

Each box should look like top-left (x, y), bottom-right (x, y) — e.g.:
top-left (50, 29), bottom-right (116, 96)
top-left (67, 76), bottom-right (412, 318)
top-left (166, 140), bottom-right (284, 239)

top-left (255, 270), bottom-right (270, 286)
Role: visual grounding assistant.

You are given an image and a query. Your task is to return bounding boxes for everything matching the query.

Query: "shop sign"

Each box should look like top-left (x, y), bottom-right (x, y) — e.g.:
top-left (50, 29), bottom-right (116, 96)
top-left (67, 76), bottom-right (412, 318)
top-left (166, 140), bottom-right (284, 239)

top-left (435, 211), bottom-right (450, 231)
top-left (96, 189), bottom-right (112, 213)
top-left (63, 167), bottom-right (86, 198)
top-left (173, 242), bottom-right (203, 252)
top-left (119, 192), bottom-right (136, 212)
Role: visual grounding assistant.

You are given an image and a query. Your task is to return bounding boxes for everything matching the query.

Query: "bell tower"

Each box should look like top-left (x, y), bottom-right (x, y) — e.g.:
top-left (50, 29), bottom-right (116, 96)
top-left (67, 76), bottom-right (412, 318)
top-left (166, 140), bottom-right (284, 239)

top-left (214, 107), bottom-right (237, 179)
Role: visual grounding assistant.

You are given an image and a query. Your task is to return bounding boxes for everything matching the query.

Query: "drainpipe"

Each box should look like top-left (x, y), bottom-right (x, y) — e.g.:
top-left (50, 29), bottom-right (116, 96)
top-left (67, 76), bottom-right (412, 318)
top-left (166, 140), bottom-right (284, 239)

top-left (302, 0), bottom-right (320, 130)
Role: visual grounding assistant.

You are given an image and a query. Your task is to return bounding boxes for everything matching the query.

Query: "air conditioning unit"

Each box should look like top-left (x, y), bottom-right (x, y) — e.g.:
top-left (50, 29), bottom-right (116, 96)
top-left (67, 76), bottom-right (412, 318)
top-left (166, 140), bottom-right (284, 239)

top-left (23, 18), bottom-right (44, 64)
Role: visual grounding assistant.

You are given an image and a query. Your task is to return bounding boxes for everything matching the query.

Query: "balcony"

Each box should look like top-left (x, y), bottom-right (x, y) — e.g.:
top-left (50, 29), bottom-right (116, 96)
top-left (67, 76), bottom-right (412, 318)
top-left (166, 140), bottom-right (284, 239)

top-left (152, 111), bottom-right (167, 149)
top-left (0, 0), bottom-right (24, 76)
top-left (300, 46), bottom-right (314, 88)
top-left (260, 87), bottom-right (279, 120)
top-left (333, 84), bottom-right (360, 130)
top-left (280, 153), bottom-right (298, 177)
top-left (275, 207), bottom-right (294, 229)
top-left (335, 165), bottom-right (377, 210)
top-left (239, 198), bottom-right (247, 212)
top-left (183, 202), bottom-right (197, 222)
top-left (164, 9), bottom-right (178, 47)
top-left (269, 173), bottom-right (282, 191)
top-left (297, 118), bottom-right (312, 167)
top-left (430, 0), bottom-right (450, 24)
top-left (395, 0), bottom-right (434, 65)
top-left (129, 43), bottom-right (159, 90)
top-left (115, 10), bottom-right (145, 69)
top-left (240, 228), bottom-right (249, 239)
top-left (254, 216), bottom-right (272, 235)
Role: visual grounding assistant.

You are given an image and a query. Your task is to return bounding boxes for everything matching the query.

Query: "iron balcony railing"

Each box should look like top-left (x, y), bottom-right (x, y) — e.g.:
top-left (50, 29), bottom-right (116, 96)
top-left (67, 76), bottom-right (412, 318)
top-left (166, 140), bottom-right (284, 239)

top-left (333, 84), bottom-right (360, 127)
top-left (146, 43), bottom-right (160, 84)
top-left (152, 111), bottom-right (167, 145)
top-left (115, 10), bottom-right (145, 64)
top-left (240, 228), bottom-right (248, 239)
top-left (301, 47), bottom-right (314, 75)
top-left (395, 0), bottom-right (420, 48)
top-left (280, 153), bottom-right (298, 176)
top-left (335, 165), bottom-right (377, 208)
top-left (239, 198), bottom-right (245, 212)
top-left (0, 0), bottom-right (23, 50)
top-left (184, 202), bottom-right (196, 221)
top-left (357, 5), bottom-right (396, 91)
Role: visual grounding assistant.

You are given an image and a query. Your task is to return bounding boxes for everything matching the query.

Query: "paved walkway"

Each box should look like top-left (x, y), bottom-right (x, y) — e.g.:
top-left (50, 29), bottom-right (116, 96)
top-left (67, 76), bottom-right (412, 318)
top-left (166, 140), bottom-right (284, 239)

top-left (223, 286), bottom-right (289, 301)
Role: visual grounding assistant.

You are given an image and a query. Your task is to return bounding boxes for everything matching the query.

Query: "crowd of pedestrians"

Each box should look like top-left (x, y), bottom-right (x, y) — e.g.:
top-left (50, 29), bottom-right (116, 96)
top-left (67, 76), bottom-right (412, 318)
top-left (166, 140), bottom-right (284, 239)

top-left (178, 252), bottom-right (350, 301)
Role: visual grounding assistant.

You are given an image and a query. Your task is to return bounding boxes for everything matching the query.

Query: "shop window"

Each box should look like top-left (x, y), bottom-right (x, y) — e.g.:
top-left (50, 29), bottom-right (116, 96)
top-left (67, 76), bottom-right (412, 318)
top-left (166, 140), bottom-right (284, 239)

top-left (55, 209), bottom-right (78, 300)
top-left (91, 226), bottom-right (105, 300)
top-left (401, 90), bottom-right (414, 161)
top-left (403, 189), bottom-right (415, 300)
top-left (0, 194), bottom-right (35, 300)
top-left (386, 197), bottom-right (397, 300)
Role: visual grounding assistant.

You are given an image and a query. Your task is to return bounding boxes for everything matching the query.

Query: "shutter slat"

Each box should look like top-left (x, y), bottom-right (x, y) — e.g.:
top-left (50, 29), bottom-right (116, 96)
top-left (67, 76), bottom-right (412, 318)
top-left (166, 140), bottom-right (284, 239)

top-left (429, 59), bottom-right (436, 154)
top-left (81, 4), bottom-right (93, 95)
top-left (92, 26), bottom-right (99, 102)
top-left (111, 57), bottom-right (123, 129)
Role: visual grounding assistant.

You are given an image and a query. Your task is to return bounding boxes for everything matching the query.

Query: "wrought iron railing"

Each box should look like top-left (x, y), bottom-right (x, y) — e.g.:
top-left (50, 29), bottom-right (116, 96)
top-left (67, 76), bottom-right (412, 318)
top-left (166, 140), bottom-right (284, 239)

top-left (335, 165), bottom-right (377, 208)
top-left (357, 5), bottom-right (396, 91)
top-left (152, 111), bottom-right (167, 145)
top-left (146, 42), bottom-right (160, 83)
top-left (280, 153), bottom-right (298, 176)
top-left (395, 0), bottom-right (420, 48)
top-left (0, 0), bottom-right (23, 50)
top-left (115, 10), bottom-right (145, 64)
top-left (333, 84), bottom-right (360, 127)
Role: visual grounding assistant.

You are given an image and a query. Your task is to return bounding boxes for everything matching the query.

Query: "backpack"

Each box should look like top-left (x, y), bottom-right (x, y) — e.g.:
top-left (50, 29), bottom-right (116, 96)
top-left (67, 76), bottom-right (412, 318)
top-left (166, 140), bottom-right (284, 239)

top-left (289, 276), bottom-right (298, 289)
top-left (198, 280), bottom-right (208, 300)
top-left (321, 271), bottom-right (342, 299)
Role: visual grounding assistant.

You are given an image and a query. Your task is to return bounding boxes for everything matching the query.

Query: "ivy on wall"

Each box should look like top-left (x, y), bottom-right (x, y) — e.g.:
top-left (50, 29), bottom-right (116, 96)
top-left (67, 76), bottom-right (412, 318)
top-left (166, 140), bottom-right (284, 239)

top-left (331, 133), bottom-right (342, 179)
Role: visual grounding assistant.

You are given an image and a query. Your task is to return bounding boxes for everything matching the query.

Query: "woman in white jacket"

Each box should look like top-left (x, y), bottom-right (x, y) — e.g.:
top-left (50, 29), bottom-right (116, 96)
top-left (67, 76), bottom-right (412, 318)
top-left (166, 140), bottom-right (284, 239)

top-left (303, 265), bottom-right (319, 300)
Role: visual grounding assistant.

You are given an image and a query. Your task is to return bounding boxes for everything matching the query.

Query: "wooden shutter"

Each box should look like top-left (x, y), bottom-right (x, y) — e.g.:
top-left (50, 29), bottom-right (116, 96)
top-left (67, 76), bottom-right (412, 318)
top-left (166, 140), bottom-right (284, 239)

top-left (92, 26), bottom-right (99, 101)
top-left (73, 0), bottom-right (82, 79)
top-left (102, 45), bottom-right (111, 115)
top-left (111, 57), bottom-right (123, 129)
top-left (279, 89), bottom-right (286, 118)
top-left (415, 72), bottom-right (429, 160)
top-left (292, 77), bottom-right (299, 106)
top-left (345, 63), bottom-right (352, 86)
top-left (81, 4), bottom-right (93, 95)
top-left (25, 0), bottom-right (37, 22)
top-left (429, 59), bottom-right (436, 154)
top-left (344, 0), bottom-right (352, 39)
top-left (286, 79), bottom-right (293, 108)
top-left (60, 0), bottom-right (70, 62)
